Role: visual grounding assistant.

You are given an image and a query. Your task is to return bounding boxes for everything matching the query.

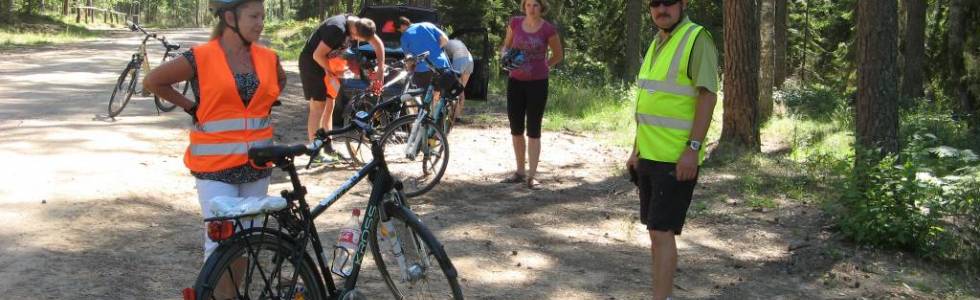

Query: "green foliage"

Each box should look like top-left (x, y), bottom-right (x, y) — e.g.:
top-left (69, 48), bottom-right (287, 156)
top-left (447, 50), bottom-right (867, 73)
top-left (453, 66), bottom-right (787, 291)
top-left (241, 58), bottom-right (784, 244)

top-left (264, 19), bottom-right (319, 60)
top-left (839, 134), bottom-right (980, 267)
top-left (0, 12), bottom-right (102, 48)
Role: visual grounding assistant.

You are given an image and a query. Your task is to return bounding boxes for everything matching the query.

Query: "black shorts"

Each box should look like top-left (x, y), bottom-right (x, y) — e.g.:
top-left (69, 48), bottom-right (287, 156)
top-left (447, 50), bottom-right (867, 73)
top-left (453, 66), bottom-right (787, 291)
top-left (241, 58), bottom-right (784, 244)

top-left (636, 158), bottom-right (699, 235)
top-left (506, 78), bottom-right (548, 138)
top-left (413, 71), bottom-right (434, 89)
top-left (299, 53), bottom-right (327, 100)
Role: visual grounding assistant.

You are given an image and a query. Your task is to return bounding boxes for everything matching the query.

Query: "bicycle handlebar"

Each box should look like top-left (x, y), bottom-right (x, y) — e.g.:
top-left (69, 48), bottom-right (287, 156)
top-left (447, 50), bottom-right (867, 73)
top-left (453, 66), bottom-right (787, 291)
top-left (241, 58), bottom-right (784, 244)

top-left (127, 21), bottom-right (177, 49)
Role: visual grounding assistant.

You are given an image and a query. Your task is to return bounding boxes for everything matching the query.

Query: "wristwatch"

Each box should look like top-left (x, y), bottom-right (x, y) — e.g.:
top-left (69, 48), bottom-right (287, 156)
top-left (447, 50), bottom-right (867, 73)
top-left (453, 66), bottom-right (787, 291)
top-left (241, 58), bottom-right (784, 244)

top-left (686, 140), bottom-right (702, 151)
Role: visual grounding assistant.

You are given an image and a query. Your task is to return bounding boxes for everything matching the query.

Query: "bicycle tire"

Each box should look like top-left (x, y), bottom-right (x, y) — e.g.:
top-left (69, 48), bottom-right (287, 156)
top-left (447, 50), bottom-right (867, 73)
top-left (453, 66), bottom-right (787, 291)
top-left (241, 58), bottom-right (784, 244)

top-left (154, 53), bottom-right (187, 112)
top-left (342, 95), bottom-right (378, 164)
top-left (379, 115), bottom-right (449, 197)
top-left (107, 63), bottom-right (138, 118)
top-left (438, 100), bottom-right (457, 136)
top-left (369, 192), bottom-right (463, 299)
top-left (193, 229), bottom-right (327, 300)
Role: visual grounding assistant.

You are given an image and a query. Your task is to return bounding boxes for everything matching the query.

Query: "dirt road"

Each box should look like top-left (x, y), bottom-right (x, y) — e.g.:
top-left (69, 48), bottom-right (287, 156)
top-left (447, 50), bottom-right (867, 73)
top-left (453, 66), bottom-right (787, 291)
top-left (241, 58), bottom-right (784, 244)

top-left (0, 29), bottom-right (976, 299)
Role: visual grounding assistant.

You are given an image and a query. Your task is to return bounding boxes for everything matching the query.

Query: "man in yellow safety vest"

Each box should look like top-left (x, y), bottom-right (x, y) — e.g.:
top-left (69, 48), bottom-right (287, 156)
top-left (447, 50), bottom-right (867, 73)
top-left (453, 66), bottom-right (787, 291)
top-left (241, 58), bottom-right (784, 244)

top-left (626, 0), bottom-right (719, 299)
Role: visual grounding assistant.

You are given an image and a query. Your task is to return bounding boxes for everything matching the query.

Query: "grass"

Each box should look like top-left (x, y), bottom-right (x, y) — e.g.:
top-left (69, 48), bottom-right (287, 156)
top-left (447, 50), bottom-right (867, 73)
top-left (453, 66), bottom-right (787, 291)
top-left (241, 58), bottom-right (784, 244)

top-left (0, 13), bottom-right (107, 49)
top-left (264, 19), bottom-right (320, 60)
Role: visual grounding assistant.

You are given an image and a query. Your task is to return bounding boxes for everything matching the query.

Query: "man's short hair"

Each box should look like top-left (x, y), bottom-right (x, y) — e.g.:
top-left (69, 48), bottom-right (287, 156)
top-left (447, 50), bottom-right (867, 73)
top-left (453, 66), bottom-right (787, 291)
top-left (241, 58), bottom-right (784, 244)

top-left (396, 16), bottom-right (412, 27)
top-left (350, 16), bottom-right (377, 38)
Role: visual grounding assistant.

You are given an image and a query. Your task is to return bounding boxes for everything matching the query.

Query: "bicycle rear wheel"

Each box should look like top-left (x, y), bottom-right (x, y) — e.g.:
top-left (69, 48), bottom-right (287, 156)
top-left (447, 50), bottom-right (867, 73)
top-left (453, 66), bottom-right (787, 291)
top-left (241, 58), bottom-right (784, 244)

top-left (370, 192), bottom-right (463, 299)
top-left (107, 63), bottom-right (138, 118)
top-left (379, 115), bottom-right (449, 197)
top-left (154, 53), bottom-right (187, 112)
top-left (193, 230), bottom-right (326, 300)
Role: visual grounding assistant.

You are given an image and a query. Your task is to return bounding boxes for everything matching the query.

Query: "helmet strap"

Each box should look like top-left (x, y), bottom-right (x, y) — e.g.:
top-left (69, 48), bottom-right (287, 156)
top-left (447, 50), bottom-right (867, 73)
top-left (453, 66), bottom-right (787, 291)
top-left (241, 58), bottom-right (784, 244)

top-left (225, 9), bottom-right (252, 47)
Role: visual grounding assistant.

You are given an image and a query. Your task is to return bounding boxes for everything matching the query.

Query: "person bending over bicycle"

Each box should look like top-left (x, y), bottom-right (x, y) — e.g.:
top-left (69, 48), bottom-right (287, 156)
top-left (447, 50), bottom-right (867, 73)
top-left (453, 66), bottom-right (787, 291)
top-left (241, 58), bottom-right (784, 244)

top-left (143, 0), bottom-right (285, 297)
top-left (395, 16), bottom-right (451, 106)
top-left (299, 14), bottom-right (385, 163)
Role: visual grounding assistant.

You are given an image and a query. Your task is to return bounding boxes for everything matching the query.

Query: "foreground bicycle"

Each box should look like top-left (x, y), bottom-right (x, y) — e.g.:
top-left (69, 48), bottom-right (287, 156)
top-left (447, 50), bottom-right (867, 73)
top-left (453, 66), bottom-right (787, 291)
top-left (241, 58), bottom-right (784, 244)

top-left (187, 110), bottom-right (463, 300)
top-left (107, 22), bottom-right (189, 118)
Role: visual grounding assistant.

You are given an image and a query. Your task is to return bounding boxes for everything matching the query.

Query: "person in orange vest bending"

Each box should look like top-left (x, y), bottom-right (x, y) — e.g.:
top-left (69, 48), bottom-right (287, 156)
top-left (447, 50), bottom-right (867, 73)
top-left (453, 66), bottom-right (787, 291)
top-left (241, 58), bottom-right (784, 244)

top-left (144, 0), bottom-right (285, 265)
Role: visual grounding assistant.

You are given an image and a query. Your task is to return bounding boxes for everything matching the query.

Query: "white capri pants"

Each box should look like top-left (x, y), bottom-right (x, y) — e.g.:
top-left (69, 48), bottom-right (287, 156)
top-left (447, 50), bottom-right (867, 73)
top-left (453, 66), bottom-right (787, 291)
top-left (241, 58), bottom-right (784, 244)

top-left (195, 177), bottom-right (271, 260)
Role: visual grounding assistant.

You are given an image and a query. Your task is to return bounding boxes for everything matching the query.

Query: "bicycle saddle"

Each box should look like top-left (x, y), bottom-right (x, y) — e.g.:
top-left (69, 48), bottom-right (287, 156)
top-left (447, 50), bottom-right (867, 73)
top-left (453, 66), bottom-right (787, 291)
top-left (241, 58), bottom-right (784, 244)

top-left (248, 144), bottom-right (310, 166)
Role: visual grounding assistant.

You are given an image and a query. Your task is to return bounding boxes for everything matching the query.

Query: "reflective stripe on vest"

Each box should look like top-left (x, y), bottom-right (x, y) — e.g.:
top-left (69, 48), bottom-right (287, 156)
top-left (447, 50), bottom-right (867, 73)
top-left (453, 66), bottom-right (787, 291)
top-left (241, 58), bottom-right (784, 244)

top-left (635, 113), bottom-right (693, 131)
top-left (634, 21), bottom-right (705, 164)
top-left (189, 138), bottom-right (273, 156)
top-left (195, 117), bottom-right (271, 133)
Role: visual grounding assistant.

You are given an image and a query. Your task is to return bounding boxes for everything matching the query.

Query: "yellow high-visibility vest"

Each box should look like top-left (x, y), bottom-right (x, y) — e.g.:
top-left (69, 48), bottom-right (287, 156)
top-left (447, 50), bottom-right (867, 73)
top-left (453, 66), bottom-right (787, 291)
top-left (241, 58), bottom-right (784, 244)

top-left (635, 21), bottom-right (705, 164)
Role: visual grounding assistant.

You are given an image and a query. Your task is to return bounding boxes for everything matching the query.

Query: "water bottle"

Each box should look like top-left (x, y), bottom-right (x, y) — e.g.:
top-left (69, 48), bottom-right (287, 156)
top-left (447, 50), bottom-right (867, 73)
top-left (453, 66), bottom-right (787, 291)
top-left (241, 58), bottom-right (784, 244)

top-left (332, 208), bottom-right (361, 277)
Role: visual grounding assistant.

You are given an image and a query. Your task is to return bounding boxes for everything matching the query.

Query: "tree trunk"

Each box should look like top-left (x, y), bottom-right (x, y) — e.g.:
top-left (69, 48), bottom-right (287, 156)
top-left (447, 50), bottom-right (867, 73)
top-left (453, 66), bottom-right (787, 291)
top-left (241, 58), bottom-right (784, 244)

top-left (759, 0), bottom-right (775, 121)
top-left (718, 0), bottom-right (761, 154)
top-left (947, 0), bottom-right (980, 130)
top-left (1, 0), bottom-right (11, 22)
top-left (901, 0), bottom-right (927, 101)
top-left (773, 0), bottom-right (788, 87)
top-left (62, 0), bottom-right (68, 15)
top-left (801, 0), bottom-right (810, 84)
top-left (622, 0), bottom-right (643, 84)
top-left (855, 0), bottom-right (900, 163)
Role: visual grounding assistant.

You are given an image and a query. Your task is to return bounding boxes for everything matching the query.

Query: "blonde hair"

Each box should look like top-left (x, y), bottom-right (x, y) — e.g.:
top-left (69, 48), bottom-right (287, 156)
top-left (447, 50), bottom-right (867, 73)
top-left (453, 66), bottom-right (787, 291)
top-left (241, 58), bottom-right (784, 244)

top-left (522, 0), bottom-right (549, 14)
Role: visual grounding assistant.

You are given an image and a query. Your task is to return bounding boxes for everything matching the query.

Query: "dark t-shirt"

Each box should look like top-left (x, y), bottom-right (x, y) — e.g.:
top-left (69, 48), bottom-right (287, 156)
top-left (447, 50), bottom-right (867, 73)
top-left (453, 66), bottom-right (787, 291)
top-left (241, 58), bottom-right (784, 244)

top-left (302, 14), bottom-right (351, 55)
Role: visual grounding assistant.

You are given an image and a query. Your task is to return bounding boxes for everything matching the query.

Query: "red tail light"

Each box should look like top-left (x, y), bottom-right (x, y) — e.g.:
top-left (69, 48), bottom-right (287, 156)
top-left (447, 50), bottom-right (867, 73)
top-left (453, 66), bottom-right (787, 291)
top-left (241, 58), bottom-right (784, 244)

top-left (182, 287), bottom-right (195, 300)
top-left (207, 220), bottom-right (234, 241)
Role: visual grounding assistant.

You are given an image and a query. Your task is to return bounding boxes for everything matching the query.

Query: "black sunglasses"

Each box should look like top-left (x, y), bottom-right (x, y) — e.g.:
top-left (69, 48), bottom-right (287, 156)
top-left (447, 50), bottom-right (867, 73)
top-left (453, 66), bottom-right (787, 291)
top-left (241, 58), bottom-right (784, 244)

top-left (649, 0), bottom-right (680, 8)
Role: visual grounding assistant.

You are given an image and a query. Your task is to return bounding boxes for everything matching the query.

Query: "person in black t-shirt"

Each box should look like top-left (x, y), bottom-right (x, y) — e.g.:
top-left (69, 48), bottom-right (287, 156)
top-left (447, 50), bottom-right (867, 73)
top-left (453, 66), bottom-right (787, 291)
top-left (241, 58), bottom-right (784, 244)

top-left (299, 15), bottom-right (385, 153)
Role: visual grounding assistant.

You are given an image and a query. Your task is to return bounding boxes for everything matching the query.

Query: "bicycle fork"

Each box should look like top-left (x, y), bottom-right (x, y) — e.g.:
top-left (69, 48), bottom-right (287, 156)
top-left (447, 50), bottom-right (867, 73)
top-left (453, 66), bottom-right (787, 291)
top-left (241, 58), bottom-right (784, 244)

top-left (403, 112), bottom-right (428, 160)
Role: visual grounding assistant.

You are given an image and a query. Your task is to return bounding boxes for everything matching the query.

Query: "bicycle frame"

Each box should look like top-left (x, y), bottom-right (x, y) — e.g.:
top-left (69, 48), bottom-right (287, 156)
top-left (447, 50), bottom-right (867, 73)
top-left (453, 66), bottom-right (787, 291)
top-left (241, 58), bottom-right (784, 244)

top-left (205, 120), bottom-right (406, 299)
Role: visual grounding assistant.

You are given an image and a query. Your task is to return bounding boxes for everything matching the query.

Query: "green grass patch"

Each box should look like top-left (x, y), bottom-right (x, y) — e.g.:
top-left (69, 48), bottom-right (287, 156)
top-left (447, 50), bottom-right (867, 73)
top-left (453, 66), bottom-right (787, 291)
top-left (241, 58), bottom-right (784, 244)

top-left (0, 13), bottom-right (105, 49)
top-left (264, 19), bottom-right (319, 60)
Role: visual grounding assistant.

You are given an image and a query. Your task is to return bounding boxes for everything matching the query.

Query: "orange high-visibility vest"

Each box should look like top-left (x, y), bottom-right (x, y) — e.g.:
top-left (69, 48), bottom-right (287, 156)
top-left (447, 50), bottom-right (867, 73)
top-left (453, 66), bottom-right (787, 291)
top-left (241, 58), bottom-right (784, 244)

top-left (184, 40), bottom-right (281, 173)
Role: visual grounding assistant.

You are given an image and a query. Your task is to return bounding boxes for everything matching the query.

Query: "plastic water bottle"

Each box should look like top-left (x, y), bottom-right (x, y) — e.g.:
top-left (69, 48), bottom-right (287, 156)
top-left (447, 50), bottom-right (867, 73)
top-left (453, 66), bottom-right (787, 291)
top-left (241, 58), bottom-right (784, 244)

top-left (332, 208), bottom-right (361, 277)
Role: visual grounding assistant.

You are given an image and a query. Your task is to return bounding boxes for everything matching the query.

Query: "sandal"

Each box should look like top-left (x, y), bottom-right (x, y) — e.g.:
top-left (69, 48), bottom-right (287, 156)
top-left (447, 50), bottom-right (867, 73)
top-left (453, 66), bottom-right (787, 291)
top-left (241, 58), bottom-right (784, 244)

top-left (499, 173), bottom-right (526, 184)
top-left (526, 177), bottom-right (541, 189)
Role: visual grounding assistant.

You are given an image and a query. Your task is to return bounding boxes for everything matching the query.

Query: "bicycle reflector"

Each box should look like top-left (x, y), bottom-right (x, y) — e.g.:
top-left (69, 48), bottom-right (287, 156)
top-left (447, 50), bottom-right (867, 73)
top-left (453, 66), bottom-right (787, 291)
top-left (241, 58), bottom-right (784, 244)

top-left (181, 288), bottom-right (195, 300)
top-left (207, 220), bottom-right (234, 241)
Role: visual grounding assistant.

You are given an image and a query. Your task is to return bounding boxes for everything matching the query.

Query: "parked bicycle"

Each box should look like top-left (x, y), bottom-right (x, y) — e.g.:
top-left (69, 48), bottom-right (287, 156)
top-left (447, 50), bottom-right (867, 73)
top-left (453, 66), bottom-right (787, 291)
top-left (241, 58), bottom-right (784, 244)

top-left (107, 22), bottom-right (189, 118)
top-left (340, 57), bottom-right (424, 165)
top-left (187, 108), bottom-right (463, 300)
top-left (376, 51), bottom-right (464, 197)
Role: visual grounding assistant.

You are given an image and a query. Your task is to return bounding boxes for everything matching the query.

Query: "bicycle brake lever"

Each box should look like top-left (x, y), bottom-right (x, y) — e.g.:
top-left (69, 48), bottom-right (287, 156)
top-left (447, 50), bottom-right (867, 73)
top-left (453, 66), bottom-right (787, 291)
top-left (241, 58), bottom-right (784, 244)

top-left (305, 139), bottom-right (323, 169)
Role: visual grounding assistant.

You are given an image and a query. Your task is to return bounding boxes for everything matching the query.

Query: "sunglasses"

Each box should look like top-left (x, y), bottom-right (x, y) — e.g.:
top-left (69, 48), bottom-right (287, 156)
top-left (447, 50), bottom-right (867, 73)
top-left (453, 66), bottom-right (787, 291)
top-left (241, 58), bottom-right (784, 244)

top-left (649, 0), bottom-right (680, 8)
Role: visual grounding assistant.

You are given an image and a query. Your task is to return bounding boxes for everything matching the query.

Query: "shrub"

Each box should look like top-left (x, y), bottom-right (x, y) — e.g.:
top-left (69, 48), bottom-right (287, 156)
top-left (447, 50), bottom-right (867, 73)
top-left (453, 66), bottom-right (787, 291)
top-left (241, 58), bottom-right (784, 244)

top-left (838, 133), bottom-right (980, 267)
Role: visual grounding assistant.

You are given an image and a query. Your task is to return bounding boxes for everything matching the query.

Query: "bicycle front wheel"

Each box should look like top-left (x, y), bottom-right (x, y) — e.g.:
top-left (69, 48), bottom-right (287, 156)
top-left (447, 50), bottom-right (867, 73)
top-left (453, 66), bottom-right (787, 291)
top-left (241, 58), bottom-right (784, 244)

top-left (370, 193), bottom-right (463, 299)
top-left (379, 115), bottom-right (449, 197)
top-left (154, 53), bottom-right (187, 112)
top-left (192, 230), bottom-right (326, 300)
top-left (107, 63), bottom-right (138, 117)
